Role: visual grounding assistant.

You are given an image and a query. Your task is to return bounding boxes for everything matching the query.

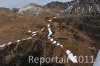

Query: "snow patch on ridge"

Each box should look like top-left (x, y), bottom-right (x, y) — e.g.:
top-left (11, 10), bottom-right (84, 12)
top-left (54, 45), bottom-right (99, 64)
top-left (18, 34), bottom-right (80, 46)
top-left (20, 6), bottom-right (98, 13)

top-left (47, 24), bottom-right (52, 37)
top-left (66, 50), bottom-right (78, 63)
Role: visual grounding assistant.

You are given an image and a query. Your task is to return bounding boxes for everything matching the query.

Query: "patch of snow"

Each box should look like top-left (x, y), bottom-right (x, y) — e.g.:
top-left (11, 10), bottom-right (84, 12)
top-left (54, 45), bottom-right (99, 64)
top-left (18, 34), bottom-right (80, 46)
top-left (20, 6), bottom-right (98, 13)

top-left (50, 38), bottom-right (53, 42)
top-left (16, 40), bottom-right (20, 42)
top-left (53, 41), bottom-right (57, 44)
top-left (48, 37), bottom-right (51, 39)
top-left (18, 6), bottom-right (33, 14)
top-left (67, 0), bottom-right (77, 13)
top-left (60, 10), bottom-right (64, 13)
top-left (0, 44), bottom-right (5, 47)
top-left (8, 42), bottom-right (12, 45)
top-left (28, 30), bottom-right (32, 33)
top-left (22, 38), bottom-right (27, 41)
top-left (32, 31), bottom-right (37, 34)
top-left (47, 24), bottom-right (52, 37)
top-left (88, 47), bottom-right (97, 51)
top-left (48, 19), bottom-right (52, 22)
top-left (27, 37), bottom-right (32, 39)
top-left (53, 17), bottom-right (57, 18)
top-left (57, 43), bottom-right (60, 46)
top-left (60, 45), bottom-right (63, 48)
top-left (66, 50), bottom-right (71, 54)
top-left (66, 50), bottom-right (78, 63)
top-left (32, 34), bottom-right (36, 37)
top-left (41, 28), bottom-right (44, 31)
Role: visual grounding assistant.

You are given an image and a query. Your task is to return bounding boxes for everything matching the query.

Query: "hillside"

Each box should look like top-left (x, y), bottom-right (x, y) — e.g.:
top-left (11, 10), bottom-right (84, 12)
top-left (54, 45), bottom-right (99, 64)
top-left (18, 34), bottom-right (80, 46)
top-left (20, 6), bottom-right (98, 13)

top-left (0, 0), bottom-right (100, 66)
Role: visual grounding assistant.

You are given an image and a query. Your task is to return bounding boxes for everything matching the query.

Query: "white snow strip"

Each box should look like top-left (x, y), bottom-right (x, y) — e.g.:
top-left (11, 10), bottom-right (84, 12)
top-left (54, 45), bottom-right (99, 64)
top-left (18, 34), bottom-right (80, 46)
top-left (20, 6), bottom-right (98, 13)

top-left (28, 30), bottom-right (32, 33)
top-left (88, 47), bottom-right (96, 51)
top-left (27, 37), bottom-right (32, 40)
top-left (8, 42), bottom-right (12, 45)
top-left (0, 44), bottom-right (5, 47)
top-left (48, 19), bottom-right (52, 22)
top-left (60, 45), bottom-right (63, 48)
top-left (50, 38), bottom-right (53, 42)
top-left (57, 43), bottom-right (60, 46)
top-left (22, 38), bottom-right (27, 40)
top-left (32, 34), bottom-right (36, 37)
top-left (16, 40), bottom-right (20, 42)
top-left (48, 37), bottom-right (51, 39)
top-left (66, 50), bottom-right (78, 63)
top-left (52, 41), bottom-right (57, 44)
top-left (68, 0), bottom-right (78, 13)
top-left (32, 31), bottom-right (37, 34)
top-left (53, 17), bottom-right (57, 18)
top-left (18, 6), bottom-right (33, 14)
top-left (41, 28), bottom-right (44, 31)
top-left (47, 24), bottom-right (52, 37)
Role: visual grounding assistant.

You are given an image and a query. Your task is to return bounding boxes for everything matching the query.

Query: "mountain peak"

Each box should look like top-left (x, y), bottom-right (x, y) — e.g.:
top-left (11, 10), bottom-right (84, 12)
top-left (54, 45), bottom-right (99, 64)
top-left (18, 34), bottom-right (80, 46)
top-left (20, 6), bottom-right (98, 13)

top-left (18, 3), bottom-right (43, 15)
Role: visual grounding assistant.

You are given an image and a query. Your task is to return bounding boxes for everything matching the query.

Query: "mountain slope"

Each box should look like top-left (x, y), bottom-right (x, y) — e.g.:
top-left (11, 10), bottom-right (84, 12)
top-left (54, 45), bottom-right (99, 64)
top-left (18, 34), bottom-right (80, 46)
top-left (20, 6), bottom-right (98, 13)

top-left (0, 0), bottom-right (100, 66)
top-left (18, 3), bottom-right (44, 16)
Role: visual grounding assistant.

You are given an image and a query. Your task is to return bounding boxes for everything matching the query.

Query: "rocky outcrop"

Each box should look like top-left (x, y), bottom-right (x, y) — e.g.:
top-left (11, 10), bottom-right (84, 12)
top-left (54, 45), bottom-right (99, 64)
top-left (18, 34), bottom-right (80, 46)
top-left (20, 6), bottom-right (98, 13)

top-left (45, 0), bottom-right (100, 16)
top-left (18, 3), bottom-right (43, 16)
top-left (45, 1), bottom-right (68, 11)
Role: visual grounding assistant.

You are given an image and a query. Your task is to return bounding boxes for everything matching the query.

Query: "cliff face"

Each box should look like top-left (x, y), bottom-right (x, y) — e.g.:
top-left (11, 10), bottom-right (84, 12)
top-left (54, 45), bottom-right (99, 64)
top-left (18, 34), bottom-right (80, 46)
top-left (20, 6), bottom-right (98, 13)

top-left (45, 1), bottom-right (68, 11)
top-left (45, 0), bottom-right (100, 16)
top-left (73, 0), bottom-right (100, 4)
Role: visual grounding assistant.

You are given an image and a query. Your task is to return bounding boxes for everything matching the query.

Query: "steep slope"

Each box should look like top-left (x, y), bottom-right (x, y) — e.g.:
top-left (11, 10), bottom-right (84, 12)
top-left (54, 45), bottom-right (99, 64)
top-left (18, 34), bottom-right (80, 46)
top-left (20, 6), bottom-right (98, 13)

top-left (0, 8), bottom-right (96, 66)
top-left (45, 0), bottom-right (100, 16)
top-left (0, 21), bottom-right (94, 66)
top-left (45, 1), bottom-right (68, 11)
top-left (0, 1), bottom-right (100, 66)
